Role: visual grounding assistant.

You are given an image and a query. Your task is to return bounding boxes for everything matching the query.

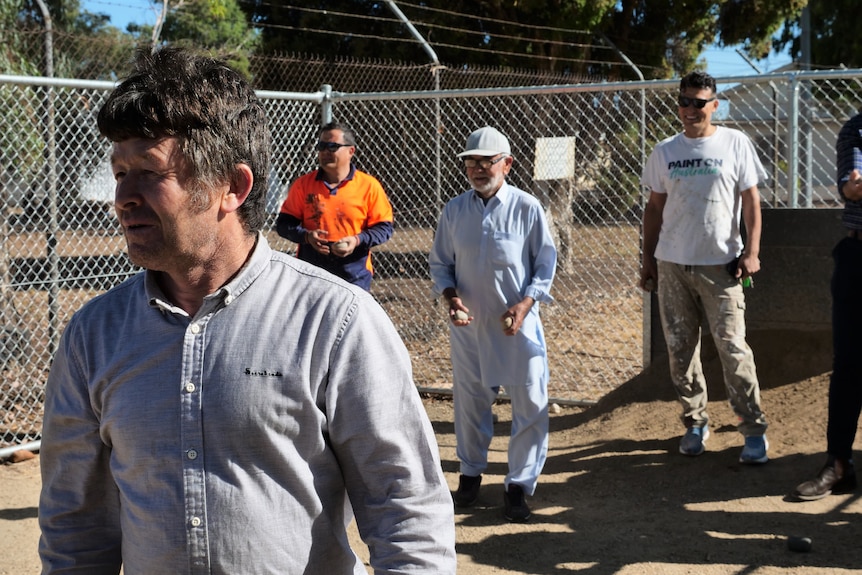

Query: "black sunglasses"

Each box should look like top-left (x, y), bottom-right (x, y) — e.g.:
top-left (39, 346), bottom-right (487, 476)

top-left (316, 141), bottom-right (351, 152)
top-left (678, 96), bottom-right (717, 109)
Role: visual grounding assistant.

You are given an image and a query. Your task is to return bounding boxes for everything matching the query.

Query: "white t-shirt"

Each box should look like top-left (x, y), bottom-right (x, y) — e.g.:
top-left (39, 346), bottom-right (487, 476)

top-left (642, 126), bottom-right (767, 265)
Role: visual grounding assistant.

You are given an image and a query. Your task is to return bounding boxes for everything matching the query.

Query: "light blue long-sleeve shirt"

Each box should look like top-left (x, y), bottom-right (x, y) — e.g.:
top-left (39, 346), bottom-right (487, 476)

top-left (39, 234), bottom-right (456, 575)
top-left (428, 182), bottom-right (557, 387)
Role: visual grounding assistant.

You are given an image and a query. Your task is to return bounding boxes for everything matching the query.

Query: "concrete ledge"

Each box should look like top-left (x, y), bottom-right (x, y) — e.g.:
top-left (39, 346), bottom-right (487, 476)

top-left (746, 208), bottom-right (841, 331)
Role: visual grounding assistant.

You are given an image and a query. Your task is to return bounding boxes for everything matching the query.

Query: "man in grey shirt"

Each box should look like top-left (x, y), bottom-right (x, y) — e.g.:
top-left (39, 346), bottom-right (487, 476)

top-left (38, 47), bottom-right (456, 575)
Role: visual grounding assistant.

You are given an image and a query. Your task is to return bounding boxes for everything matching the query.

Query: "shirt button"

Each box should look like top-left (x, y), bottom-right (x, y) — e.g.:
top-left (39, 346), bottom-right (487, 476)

top-left (187, 449), bottom-right (198, 460)
top-left (190, 517), bottom-right (202, 527)
top-left (224, 295), bottom-right (233, 305)
top-left (190, 323), bottom-right (201, 334)
top-left (185, 382), bottom-right (196, 393)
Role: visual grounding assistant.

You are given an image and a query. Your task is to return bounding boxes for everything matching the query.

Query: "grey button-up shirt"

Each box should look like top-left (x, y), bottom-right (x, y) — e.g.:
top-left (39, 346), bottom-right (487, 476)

top-left (39, 234), bottom-right (456, 575)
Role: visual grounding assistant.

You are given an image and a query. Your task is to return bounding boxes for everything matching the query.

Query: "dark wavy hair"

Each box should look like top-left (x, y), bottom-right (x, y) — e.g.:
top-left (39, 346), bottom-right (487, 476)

top-left (679, 70), bottom-right (717, 96)
top-left (97, 47), bottom-right (271, 233)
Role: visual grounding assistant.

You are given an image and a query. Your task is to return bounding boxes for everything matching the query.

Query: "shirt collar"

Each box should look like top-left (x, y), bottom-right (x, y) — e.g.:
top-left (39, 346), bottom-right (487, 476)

top-left (315, 163), bottom-right (356, 188)
top-left (472, 180), bottom-right (511, 204)
top-left (146, 232), bottom-right (273, 316)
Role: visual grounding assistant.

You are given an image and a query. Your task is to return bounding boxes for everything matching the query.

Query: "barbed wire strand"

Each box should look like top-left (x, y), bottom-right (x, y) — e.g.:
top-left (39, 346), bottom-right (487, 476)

top-left (82, 0), bottom-right (656, 70)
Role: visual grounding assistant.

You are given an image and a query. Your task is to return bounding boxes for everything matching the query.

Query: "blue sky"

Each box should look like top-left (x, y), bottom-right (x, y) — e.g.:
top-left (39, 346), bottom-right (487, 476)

top-left (701, 45), bottom-right (792, 77)
top-left (85, 0), bottom-right (156, 31)
top-left (82, 0), bottom-right (794, 79)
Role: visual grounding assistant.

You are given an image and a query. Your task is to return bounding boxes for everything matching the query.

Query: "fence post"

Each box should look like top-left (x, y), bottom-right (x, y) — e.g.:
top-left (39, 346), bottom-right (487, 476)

top-left (788, 74), bottom-right (801, 208)
top-left (34, 0), bottom-right (61, 356)
top-left (320, 84), bottom-right (332, 125)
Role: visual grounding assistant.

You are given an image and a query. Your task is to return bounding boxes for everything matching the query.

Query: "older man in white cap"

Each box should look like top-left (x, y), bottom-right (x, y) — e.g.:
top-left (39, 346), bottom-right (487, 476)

top-left (429, 126), bottom-right (557, 522)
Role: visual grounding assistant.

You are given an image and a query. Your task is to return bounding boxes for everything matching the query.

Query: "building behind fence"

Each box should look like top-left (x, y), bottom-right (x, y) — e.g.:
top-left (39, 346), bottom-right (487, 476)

top-left (1, 47), bottom-right (861, 449)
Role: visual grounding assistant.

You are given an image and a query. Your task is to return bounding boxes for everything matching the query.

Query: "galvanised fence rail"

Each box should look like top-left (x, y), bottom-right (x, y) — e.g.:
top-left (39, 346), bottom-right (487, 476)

top-left (1, 68), bottom-right (861, 449)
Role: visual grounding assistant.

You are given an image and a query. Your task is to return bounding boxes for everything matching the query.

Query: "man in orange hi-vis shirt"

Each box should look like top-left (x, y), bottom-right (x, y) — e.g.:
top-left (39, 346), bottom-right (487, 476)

top-left (276, 122), bottom-right (393, 291)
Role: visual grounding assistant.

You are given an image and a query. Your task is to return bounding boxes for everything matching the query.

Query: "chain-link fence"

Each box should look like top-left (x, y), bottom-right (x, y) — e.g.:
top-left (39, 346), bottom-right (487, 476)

top-left (2, 61), bottom-right (861, 450)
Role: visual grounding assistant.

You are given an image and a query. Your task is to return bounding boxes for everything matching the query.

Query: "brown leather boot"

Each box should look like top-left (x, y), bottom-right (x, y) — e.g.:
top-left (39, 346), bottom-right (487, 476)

top-left (793, 458), bottom-right (857, 501)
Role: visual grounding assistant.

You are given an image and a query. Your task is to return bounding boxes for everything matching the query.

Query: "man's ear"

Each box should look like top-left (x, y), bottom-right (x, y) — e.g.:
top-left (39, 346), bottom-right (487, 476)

top-left (222, 164), bottom-right (254, 213)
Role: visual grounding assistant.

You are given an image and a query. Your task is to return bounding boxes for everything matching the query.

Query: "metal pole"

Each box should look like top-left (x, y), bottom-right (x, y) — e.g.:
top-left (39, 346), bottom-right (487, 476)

top-left (735, 49), bottom-right (780, 206)
top-left (800, 6), bottom-right (813, 207)
top-left (382, 0), bottom-right (444, 217)
top-left (383, 1), bottom-right (439, 65)
top-left (598, 34), bottom-right (651, 367)
top-left (788, 76), bottom-right (800, 208)
top-left (0, 440), bottom-right (40, 459)
top-left (320, 84), bottom-right (332, 125)
top-left (33, 0), bottom-right (60, 356)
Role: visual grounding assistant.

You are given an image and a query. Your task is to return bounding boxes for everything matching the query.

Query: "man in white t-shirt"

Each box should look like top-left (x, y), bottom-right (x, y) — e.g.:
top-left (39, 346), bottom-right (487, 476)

top-left (639, 70), bottom-right (769, 464)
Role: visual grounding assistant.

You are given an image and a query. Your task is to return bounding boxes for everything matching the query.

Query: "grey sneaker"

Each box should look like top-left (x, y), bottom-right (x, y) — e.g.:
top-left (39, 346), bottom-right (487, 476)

top-left (739, 435), bottom-right (769, 464)
top-left (679, 426), bottom-right (710, 456)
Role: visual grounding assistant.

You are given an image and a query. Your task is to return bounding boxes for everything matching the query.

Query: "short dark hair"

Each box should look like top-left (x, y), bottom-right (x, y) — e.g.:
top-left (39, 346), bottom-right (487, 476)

top-left (679, 71), bottom-right (716, 96)
top-left (97, 47), bottom-right (271, 233)
top-left (319, 121), bottom-right (357, 147)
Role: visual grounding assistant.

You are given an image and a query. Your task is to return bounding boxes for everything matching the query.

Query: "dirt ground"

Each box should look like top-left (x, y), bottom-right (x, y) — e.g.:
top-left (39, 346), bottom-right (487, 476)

top-left (2, 357), bottom-right (861, 574)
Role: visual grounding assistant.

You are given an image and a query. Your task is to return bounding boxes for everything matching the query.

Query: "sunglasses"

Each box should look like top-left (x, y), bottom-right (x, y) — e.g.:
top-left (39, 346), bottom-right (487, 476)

top-left (677, 96), bottom-right (717, 109)
top-left (463, 155), bottom-right (507, 169)
top-left (316, 141), bottom-right (351, 152)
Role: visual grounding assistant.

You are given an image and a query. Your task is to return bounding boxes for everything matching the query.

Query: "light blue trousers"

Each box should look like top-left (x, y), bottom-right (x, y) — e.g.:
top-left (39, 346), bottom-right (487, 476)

top-left (453, 379), bottom-right (549, 495)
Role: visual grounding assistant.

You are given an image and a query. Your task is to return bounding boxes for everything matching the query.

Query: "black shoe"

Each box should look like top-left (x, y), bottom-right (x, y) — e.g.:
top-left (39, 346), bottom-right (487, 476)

top-left (453, 474), bottom-right (482, 507)
top-left (793, 458), bottom-right (857, 501)
top-left (503, 483), bottom-right (531, 523)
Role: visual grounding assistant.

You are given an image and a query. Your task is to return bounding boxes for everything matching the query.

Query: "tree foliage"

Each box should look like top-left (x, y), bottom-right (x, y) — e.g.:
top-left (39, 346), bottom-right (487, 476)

top-left (243, 1), bottom-right (618, 75)
top-left (160, 0), bottom-right (258, 51)
top-left (775, 0), bottom-right (861, 69)
top-left (128, 0), bottom-right (259, 77)
top-left (0, 0), bottom-right (127, 185)
top-left (17, 0), bottom-right (111, 35)
top-left (6, 0), bottom-right (134, 79)
top-left (604, 0), bottom-right (720, 78)
top-left (238, 1), bottom-right (807, 80)
top-left (718, 0), bottom-right (807, 59)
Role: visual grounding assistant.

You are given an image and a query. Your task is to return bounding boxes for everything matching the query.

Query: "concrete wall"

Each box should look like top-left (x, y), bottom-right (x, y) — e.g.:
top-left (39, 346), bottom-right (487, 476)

top-left (645, 208), bottom-right (840, 388)
top-left (747, 208), bottom-right (839, 331)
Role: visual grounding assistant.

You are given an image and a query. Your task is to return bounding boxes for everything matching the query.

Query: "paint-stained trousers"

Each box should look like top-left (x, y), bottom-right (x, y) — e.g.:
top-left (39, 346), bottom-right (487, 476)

top-left (656, 260), bottom-right (768, 437)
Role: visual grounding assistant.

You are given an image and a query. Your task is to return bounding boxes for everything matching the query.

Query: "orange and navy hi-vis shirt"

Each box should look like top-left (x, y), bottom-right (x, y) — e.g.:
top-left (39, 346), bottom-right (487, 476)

top-left (277, 165), bottom-right (394, 290)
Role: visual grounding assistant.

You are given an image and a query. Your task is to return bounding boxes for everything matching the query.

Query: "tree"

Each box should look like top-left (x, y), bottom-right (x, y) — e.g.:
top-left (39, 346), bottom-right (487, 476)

top-left (244, 1), bottom-right (618, 74)
top-left (0, 0), bottom-right (139, 235)
top-left (603, 0), bottom-right (719, 78)
top-left (775, 1), bottom-right (861, 69)
top-left (244, 2), bottom-right (412, 60)
top-left (0, 0), bottom-right (42, 76)
top-left (0, 50), bottom-right (43, 193)
top-left (17, 0), bottom-right (112, 36)
top-left (601, 0), bottom-right (808, 78)
top-left (240, 1), bottom-right (807, 80)
top-left (0, 0), bottom-right (123, 185)
top-left (718, 0), bottom-right (807, 60)
top-left (8, 0), bottom-right (135, 79)
top-left (130, 0), bottom-right (259, 77)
